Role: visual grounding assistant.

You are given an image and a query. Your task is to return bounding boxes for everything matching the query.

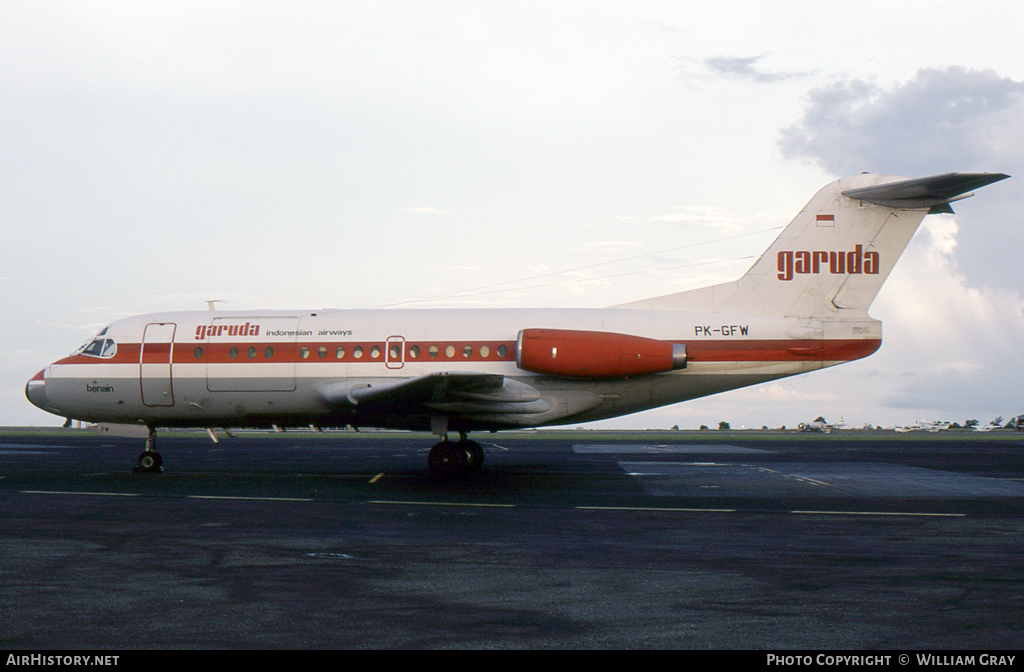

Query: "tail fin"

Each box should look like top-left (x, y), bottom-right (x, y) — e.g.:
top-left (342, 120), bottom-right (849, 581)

top-left (615, 172), bottom-right (1009, 318)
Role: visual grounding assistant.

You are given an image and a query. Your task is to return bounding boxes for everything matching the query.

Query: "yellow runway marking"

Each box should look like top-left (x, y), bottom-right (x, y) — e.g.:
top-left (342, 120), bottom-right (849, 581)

top-left (369, 473), bottom-right (385, 484)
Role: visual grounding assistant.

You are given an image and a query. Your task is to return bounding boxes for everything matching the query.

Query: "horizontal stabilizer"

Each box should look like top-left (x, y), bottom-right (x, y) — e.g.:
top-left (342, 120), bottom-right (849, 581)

top-left (841, 172), bottom-right (1009, 212)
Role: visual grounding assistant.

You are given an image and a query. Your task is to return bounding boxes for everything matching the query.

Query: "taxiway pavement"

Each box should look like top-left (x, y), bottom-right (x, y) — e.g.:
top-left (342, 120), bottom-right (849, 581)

top-left (1, 429), bottom-right (1022, 649)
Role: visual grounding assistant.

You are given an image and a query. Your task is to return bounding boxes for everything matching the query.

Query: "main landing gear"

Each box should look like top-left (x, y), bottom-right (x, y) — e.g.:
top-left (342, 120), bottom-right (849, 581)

top-left (427, 432), bottom-right (484, 477)
top-left (135, 429), bottom-right (163, 474)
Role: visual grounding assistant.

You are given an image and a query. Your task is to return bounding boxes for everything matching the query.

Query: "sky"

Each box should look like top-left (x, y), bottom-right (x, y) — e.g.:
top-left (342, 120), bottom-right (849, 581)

top-left (2, 1), bottom-right (1023, 429)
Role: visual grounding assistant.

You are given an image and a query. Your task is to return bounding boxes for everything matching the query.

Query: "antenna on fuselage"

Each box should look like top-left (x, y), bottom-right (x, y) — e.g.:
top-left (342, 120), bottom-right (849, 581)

top-left (205, 300), bottom-right (222, 311)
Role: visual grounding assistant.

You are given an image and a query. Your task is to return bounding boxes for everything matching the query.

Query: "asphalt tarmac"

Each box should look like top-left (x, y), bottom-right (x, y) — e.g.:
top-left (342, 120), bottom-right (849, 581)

top-left (1, 428), bottom-right (1022, 649)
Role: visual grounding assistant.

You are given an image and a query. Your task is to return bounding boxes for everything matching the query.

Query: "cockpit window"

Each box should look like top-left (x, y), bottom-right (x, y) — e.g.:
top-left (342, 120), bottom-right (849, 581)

top-left (101, 339), bottom-right (116, 357)
top-left (77, 338), bottom-right (117, 359)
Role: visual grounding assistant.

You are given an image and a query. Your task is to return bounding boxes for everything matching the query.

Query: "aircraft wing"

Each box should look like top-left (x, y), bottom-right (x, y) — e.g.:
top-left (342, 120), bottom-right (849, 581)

top-left (317, 371), bottom-right (550, 416)
top-left (841, 172), bottom-right (1009, 213)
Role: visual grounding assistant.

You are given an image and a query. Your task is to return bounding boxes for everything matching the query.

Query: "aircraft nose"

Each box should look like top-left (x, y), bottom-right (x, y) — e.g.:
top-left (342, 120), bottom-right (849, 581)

top-left (25, 369), bottom-right (50, 411)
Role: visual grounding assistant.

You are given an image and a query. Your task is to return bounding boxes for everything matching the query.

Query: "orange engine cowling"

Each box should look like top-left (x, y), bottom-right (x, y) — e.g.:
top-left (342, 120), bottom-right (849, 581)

top-left (516, 328), bottom-right (687, 379)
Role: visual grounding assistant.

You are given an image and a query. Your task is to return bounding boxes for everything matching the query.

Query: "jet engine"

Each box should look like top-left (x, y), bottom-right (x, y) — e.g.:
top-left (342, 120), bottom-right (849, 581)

top-left (516, 328), bottom-right (686, 379)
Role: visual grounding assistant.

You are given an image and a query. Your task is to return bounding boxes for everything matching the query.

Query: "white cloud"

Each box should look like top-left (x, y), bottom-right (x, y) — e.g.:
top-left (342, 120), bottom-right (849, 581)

top-left (405, 206), bottom-right (449, 214)
top-left (647, 206), bottom-right (782, 237)
top-left (702, 54), bottom-right (813, 83)
top-left (581, 241), bottom-right (644, 250)
top-left (779, 67), bottom-right (1024, 177)
top-left (869, 216), bottom-right (1024, 411)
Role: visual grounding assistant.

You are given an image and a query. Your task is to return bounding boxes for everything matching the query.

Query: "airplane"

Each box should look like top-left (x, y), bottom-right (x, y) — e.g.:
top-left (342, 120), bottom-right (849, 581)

top-left (797, 416), bottom-right (853, 433)
top-left (973, 418), bottom-right (1004, 432)
top-left (798, 417), bottom-right (831, 432)
top-left (894, 420), bottom-right (950, 433)
top-left (26, 171), bottom-right (1009, 476)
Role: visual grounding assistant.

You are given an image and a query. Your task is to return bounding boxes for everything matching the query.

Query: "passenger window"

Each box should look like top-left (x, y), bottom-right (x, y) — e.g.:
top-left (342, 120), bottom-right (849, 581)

top-left (336, 346), bottom-right (345, 359)
top-left (194, 347), bottom-right (204, 359)
top-left (300, 346), bottom-right (310, 359)
top-left (318, 346), bottom-right (327, 359)
top-left (247, 347), bottom-right (256, 359)
top-left (409, 345), bottom-right (420, 359)
top-left (264, 346), bottom-right (274, 359)
top-left (463, 345), bottom-right (472, 358)
top-left (370, 346), bottom-right (381, 359)
top-left (229, 347), bottom-right (239, 360)
top-left (445, 345), bottom-right (455, 358)
top-left (480, 345), bottom-right (490, 358)
top-left (428, 345), bottom-right (439, 358)
top-left (353, 346), bottom-right (364, 359)
top-left (497, 345), bottom-right (507, 358)
top-left (389, 346), bottom-right (400, 359)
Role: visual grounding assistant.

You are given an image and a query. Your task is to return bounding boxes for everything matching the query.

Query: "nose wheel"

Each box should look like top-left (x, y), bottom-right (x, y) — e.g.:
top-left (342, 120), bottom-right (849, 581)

top-left (428, 436), bottom-right (484, 477)
top-left (136, 451), bottom-right (163, 472)
top-left (135, 431), bottom-right (163, 473)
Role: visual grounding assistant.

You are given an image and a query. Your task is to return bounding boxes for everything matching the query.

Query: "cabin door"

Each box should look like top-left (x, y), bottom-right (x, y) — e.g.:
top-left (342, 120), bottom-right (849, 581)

top-left (140, 322), bottom-right (176, 406)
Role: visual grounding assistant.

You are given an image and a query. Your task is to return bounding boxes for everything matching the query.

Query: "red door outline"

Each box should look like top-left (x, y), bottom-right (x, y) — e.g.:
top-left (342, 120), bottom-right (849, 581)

top-left (385, 336), bottom-right (405, 369)
top-left (140, 322), bottom-right (176, 407)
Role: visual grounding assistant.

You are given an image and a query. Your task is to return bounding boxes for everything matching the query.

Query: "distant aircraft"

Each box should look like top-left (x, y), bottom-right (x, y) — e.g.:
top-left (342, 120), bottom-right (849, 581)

top-left (799, 416), bottom-right (833, 433)
top-left (26, 172), bottom-right (1009, 475)
top-left (894, 420), bottom-right (950, 433)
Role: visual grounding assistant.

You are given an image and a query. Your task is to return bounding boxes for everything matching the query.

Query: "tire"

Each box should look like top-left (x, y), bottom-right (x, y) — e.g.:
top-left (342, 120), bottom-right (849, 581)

top-left (137, 451), bottom-right (162, 472)
top-left (460, 440), bottom-right (484, 472)
top-left (428, 442), bottom-right (465, 477)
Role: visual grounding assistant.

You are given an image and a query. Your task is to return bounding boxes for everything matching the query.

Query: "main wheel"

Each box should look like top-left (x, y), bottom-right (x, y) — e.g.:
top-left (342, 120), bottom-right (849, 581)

top-left (459, 439), bottom-right (484, 472)
top-left (428, 441), bottom-right (466, 477)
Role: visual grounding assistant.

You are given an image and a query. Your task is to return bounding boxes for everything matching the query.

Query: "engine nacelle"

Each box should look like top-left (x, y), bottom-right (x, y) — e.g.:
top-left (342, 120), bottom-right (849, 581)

top-left (516, 328), bottom-right (686, 379)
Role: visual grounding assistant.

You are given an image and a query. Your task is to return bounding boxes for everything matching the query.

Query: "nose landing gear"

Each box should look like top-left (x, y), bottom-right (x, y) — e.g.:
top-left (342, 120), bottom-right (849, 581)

top-left (135, 429), bottom-right (163, 473)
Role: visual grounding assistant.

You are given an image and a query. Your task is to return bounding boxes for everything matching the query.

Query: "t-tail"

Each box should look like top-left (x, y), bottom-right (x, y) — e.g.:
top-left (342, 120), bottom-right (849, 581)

top-left (615, 172), bottom-right (1010, 318)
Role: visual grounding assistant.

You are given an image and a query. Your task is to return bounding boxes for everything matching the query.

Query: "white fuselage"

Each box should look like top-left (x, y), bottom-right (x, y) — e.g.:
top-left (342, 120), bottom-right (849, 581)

top-left (30, 307), bottom-right (879, 432)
